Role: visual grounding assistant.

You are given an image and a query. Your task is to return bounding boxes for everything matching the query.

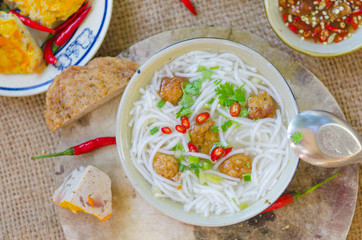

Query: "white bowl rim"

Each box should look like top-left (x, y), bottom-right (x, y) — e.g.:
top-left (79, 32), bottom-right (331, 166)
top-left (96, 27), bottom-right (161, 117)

top-left (264, 0), bottom-right (362, 57)
top-left (116, 37), bottom-right (300, 226)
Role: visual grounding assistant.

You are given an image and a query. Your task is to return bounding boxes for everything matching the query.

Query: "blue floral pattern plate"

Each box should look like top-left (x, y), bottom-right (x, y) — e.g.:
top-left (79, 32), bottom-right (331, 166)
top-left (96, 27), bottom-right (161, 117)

top-left (0, 0), bottom-right (112, 97)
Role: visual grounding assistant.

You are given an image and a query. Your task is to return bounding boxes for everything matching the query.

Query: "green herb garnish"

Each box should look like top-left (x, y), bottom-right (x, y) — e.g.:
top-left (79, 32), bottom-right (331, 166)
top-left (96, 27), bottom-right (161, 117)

top-left (208, 98), bottom-right (215, 104)
top-left (150, 127), bottom-right (159, 135)
top-left (188, 156), bottom-right (199, 164)
top-left (172, 143), bottom-right (185, 151)
top-left (190, 164), bottom-right (200, 178)
top-left (221, 119), bottom-right (233, 132)
top-left (239, 106), bottom-right (249, 118)
top-left (210, 66), bottom-right (219, 70)
top-left (291, 132), bottom-right (304, 145)
top-left (202, 70), bottom-right (213, 80)
top-left (186, 132), bottom-right (191, 142)
top-left (179, 164), bottom-right (186, 172)
top-left (213, 79), bottom-right (221, 85)
top-left (211, 125), bottom-right (219, 132)
top-left (178, 156), bottom-right (184, 162)
top-left (232, 198), bottom-right (237, 204)
top-left (242, 173), bottom-right (251, 182)
top-left (156, 99), bottom-right (165, 108)
top-left (215, 82), bottom-right (246, 107)
top-left (246, 161), bottom-right (250, 169)
top-left (197, 65), bottom-right (207, 71)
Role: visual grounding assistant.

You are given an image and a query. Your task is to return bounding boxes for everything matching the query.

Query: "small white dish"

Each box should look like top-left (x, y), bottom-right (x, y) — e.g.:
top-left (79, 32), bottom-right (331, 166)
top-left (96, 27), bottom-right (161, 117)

top-left (264, 0), bottom-right (362, 57)
top-left (0, 0), bottom-right (113, 97)
top-left (116, 38), bottom-right (300, 226)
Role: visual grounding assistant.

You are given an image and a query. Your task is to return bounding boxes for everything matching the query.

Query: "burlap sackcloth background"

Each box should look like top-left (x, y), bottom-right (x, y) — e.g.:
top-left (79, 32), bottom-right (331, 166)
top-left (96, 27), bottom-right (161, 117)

top-left (0, 0), bottom-right (361, 239)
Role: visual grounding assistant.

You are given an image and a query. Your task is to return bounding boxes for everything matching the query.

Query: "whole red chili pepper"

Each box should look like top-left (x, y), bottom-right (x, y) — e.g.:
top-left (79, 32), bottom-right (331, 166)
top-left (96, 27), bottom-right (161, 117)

top-left (54, 1), bottom-right (89, 33)
top-left (44, 37), bottom-right (57, 65)
top-left (53, 7), bottom-right (92, 52)
top-left (180, 0), bottom-right (197, 16)
top-left (262, 170), bottom-right (341, 213)
top-left (0, 8), bottom-right (55, 33)
top-left (31, 137), bottom-right (116, 159)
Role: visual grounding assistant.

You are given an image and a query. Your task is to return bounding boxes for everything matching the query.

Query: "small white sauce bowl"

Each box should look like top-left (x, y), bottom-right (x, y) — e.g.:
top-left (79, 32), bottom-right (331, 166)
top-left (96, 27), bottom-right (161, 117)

top-left (264, 0), bottom-right (362, 57)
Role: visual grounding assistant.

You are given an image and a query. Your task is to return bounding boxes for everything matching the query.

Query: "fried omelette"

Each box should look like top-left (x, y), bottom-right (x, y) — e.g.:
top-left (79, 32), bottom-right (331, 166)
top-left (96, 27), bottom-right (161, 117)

top-left (44, 57), bottom-right (139, 132)
top-left (4, 0), bottom-right (86, 28)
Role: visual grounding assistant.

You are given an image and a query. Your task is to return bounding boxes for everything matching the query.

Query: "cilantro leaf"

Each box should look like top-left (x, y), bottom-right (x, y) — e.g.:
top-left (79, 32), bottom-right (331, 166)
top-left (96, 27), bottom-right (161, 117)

top-left (179, 94), bottom-right (194, 108)
top-left (291, 132), bottom-right (304, 145)
top-left (215, 82), bottom-right (246, 107)
top-left (176, 107), bottom-right (193, 118)
top-left (221, 120), bottom-right (233, 132)
top-left (184, 80), bottom-right (202, 96)
top-left (172, 143), bottom-right (185, 151)
top-left (202, 70), bottom-right (213, 80)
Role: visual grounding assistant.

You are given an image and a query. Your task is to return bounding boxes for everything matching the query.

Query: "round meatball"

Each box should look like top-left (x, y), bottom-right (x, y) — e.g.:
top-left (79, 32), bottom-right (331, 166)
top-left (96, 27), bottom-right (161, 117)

top-left (153, 152), bottom-right (180, 181)
top-left (159, 76), bottom-right (188, 105)
top-left (190, 120), bottom-right (219, 154)
top-left (218, 154), bottom-right (252, 178)
top-left (247, 91), bottom-right (276, 120)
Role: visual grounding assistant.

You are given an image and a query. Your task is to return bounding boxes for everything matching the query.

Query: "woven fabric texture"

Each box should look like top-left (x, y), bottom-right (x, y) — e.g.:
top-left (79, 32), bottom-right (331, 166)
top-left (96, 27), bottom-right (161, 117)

top-left (0, 0), bottom-right (360, 239)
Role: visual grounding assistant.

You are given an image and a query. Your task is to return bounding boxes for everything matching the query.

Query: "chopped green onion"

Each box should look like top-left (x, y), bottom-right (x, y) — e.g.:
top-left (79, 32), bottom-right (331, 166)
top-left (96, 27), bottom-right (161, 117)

top-left (178, 156), bottom-right (185, 162)
top-left (202, 105), bottom-right (211, 109)
top-left (156, 99), bottom-right (165, 108)
top-left (232, 198), bottom-right (236, 204)
top-left (198, 162), bottom-right (204, 168)
top-left (202, 161), bottom-right (211, 170)
top-left (206, 173), bottom-right (222, 184)
top-left (210, 66), bottom-right (219, 70)
top-left (186, 132), bottom-right (191, 142)
top-left (242, 173), bottom-right (251, 182)
top-left (199, 170), bottom-right (206, 184)
top-left (211, 126), bottom-right (219, 132)
top-left (188, 156), bottom-right (199, 164)
top-left (172, 143), bottom-right (185, 151)
top-left (150, 127), bottom-right (159, 135)
top-left (239, 107), bottom-right (249, 118)
top-left (239, 202), bottom-right (248, 210)
top-left (190, 164), bottom-right (200, 178)
top-left (197, 65), bottom-right (207, 71)
top-left (202, 70), bottom-right (213, 80)
top-left (221, 120), bottom-right (233, 132)
top-left (179, 164), bottom-right (186, 172)
top-left (246, 161), bottom-right (250, 169)
top-left (208, 98), bottom-right (215, 104)
top-left (213, 79), bottom-right (221, 85)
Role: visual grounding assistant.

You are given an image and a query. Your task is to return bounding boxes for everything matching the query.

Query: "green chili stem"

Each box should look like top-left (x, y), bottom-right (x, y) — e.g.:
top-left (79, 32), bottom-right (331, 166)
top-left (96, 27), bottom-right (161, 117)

top-left (31, 148), bottom-right (75, 159)
top-left (293, 170), bottom-right (342, 201)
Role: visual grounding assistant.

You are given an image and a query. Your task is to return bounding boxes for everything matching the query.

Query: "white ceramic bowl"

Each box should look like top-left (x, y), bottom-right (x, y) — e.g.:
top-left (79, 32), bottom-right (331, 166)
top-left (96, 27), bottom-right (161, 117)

top-left (264, 0), bottom-right (362, 57)
top-left (116, 38), bottom-right (299, 226)
top-left (0, 0), bottom-right (113, 97)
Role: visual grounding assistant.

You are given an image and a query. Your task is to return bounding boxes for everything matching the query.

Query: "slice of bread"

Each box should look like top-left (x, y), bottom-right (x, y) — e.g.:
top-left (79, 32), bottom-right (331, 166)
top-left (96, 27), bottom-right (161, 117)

top-left (53, 165), bottom-right (112, 221)
top-left (44, 57), bottom-right (139, 132)
top-left (4, 0), bottom-right (86, 28)
top-left (0, 11), bottom-right (45, 73)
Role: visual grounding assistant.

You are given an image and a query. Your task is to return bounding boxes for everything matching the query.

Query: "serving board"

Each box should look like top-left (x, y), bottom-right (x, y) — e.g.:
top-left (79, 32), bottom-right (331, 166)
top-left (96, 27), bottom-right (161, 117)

top-left (54, 27), bottom-right (358, 240)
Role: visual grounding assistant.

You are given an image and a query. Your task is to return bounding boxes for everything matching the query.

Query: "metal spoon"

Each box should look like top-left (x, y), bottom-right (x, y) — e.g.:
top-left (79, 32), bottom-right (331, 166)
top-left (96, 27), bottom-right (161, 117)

top-left (287, 110), bottom-right (362, 168)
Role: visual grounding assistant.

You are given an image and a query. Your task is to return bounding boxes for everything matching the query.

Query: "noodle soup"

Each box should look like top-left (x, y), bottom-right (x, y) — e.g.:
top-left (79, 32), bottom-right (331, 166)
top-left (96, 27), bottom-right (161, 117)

top-left (129, 51), bottom-right (290, 217)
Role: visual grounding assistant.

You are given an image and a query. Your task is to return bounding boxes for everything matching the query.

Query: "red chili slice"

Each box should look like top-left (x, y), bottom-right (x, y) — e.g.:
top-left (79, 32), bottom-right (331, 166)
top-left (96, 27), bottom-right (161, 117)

top-left (181, 116), bottom-right (190, 129)
top-left (224, 147), bottom-right (233, 156)
top-left (319, 29), bottom-right (330, 42)
top-left (188, 142), bottom-right (197, 152)
top-left (288, 23), bottom-right (298, 34)
top-left (175, 125), bottom-right (186, 134)
top-left (334, 35), bottom-right (344, 43)
top-left (282, 13), bottom-right (288, 23)
top-left (230, 102), bottom-right (241, 117)
top-left (211, 147), bottom-right (224, 162)
top-left (161, 127), bottom-right (172, 134)
top-left (196, 112), bottom-right (210, 124)
top-left (351, 17), bottom-right (358, 30)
